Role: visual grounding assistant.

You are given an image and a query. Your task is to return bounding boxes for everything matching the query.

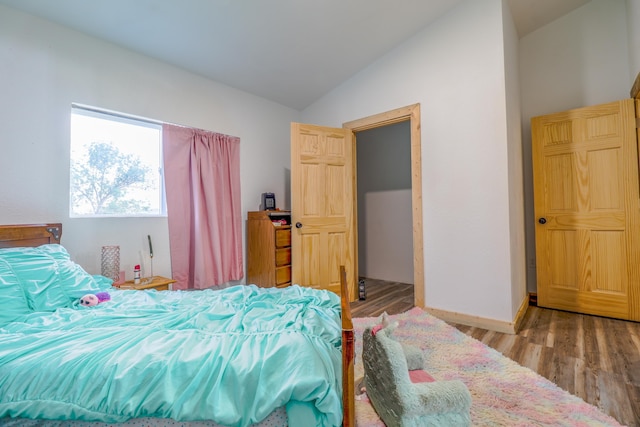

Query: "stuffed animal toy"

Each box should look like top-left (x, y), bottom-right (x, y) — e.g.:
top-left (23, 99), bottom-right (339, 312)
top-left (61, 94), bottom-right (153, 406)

top-left (362, 312), bottom-right (472, 427)
top-left (79, 292), bottom-right (111, 307)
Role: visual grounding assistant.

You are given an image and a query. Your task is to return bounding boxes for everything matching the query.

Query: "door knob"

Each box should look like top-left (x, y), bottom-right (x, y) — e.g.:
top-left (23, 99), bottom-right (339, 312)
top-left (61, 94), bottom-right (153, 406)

top-left (538, 217), bottom-right (547, 224)
top-left (295, 222), bottom-right (303, 228)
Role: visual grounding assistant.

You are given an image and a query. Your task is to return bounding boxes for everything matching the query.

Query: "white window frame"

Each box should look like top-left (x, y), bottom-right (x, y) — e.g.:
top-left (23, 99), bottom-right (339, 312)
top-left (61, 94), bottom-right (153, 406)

top-left (69, 104), bottom-right (167, 218)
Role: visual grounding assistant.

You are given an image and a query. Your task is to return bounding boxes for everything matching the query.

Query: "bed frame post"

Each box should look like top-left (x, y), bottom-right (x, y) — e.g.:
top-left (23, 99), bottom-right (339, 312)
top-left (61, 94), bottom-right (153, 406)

top-left (341, 265), bottom-right (355, 427)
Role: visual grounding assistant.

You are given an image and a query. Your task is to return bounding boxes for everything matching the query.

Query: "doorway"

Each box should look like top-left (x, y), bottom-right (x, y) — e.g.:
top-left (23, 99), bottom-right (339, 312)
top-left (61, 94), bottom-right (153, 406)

top-left (355, 122), bottom-right (413, 286)
top-left (343, 104), bottom-right (423, 307)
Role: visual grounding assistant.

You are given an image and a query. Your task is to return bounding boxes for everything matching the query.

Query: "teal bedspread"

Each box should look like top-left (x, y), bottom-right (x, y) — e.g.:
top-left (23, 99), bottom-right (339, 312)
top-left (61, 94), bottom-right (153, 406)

top-left (0, 252), bottom-right (343, 427)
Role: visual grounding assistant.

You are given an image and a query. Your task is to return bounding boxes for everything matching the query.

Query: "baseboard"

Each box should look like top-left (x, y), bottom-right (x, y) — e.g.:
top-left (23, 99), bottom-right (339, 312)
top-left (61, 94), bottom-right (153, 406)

top-left (424, 294), bottom-right (530, 335)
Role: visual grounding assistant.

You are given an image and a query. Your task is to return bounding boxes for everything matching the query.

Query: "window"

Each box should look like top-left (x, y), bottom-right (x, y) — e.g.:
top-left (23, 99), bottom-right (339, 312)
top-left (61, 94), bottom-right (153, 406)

top-left (70, 105), bottom-right (165, 217)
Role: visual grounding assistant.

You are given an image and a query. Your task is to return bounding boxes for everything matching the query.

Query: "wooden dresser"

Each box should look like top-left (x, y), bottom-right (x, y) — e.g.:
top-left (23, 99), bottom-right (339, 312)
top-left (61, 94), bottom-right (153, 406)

top-left (246, 210), bottom-right (292, 288)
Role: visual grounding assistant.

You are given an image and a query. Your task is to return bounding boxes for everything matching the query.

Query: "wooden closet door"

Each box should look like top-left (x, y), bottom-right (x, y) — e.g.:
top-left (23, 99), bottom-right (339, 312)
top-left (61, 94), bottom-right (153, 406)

top-left (531, 99), bottom-right (640, 321)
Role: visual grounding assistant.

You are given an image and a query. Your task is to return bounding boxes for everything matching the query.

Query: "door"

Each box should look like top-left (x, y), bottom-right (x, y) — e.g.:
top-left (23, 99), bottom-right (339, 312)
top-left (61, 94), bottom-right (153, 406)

top-left (531, 99), bottom-right (640, 321)
top-left (343, 103), bottom-right (424, 307)
top-left (291, 122), bottom-right (356, 299)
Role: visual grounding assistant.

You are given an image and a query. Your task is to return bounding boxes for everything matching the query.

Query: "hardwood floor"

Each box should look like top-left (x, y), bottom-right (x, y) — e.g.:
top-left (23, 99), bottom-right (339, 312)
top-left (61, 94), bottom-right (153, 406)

top-left (349, 277), bottom-right (414, 318)
top-left (350, 278), bottom-right (640, 427)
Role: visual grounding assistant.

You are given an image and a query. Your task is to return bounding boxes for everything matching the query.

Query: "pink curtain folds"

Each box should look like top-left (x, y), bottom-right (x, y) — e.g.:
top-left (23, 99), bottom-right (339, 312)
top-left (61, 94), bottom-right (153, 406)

top-left (162, 124), bottom-right (243, 290)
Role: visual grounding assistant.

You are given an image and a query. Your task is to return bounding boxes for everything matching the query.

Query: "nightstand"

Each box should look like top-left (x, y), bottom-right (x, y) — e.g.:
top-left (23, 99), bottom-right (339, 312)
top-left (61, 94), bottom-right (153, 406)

top-left (118, 275), bottom-right (176, 291)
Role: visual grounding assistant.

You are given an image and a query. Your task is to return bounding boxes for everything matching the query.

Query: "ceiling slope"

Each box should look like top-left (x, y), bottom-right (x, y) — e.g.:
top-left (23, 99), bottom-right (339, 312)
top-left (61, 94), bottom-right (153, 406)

top-left (0, 0), bottom-right (590, 109)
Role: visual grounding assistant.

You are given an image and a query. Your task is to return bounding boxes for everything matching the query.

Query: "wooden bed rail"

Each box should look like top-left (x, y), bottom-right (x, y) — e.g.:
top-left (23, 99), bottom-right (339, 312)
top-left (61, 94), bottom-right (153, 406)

top-left (341, 265), bottom-right (355, 427)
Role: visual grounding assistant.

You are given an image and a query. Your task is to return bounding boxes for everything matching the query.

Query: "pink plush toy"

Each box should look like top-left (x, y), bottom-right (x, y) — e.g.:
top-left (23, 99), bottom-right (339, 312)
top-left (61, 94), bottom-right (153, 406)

top-left (79, 292), bottom-right (111, 307)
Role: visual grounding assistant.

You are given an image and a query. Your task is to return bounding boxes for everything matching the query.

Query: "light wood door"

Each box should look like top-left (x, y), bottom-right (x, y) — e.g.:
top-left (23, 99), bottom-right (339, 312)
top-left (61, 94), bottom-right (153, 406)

top-left (291, 123), bottom-right (356, 299)
top-left (531, 99), bottom-right (640, 321)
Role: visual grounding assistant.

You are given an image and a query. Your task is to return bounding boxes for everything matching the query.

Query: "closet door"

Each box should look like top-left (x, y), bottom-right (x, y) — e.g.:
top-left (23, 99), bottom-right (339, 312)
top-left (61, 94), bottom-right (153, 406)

top-left (531, 99), bottom-right (640, 321)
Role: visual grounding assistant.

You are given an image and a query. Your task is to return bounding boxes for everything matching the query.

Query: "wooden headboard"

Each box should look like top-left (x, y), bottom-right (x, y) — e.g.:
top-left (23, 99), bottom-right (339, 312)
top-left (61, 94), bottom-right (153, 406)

top-left (0, 223), bottom-right (62, 248)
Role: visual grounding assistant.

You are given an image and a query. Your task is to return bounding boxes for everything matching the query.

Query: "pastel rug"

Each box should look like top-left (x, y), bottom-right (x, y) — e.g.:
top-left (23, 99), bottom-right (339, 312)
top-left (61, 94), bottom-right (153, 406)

top-left (353, 307), bottom-right (625, 427)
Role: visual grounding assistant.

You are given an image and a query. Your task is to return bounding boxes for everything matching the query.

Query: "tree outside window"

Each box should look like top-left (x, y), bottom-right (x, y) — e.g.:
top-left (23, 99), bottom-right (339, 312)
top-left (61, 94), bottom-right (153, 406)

top-left (70, 106), bottom-right (165, 217)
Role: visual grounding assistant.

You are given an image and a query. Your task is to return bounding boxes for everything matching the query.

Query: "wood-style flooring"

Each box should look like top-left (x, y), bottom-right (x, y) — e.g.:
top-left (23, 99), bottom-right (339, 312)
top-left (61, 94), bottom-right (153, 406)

top-left (350, 277), bottom-right (640, 427)
top-left (350, 277), bottom-right (414, 318)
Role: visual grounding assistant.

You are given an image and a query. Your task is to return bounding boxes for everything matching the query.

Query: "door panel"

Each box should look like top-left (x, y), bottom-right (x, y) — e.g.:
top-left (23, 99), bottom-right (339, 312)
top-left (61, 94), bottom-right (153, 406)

top-left (291, 123), bottom-right (356, 299)
top-left (589, 148), bottom-right (622, 209)
top-left (548, 229), bottom-right (578, 289)
top-left (532, 99), bottom-right (640, 321)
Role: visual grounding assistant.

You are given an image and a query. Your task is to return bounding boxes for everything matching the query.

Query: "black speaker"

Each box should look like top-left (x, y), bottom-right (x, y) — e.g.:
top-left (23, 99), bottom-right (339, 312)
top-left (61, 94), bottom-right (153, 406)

top-left (262, 193), bottom-right (276, 210)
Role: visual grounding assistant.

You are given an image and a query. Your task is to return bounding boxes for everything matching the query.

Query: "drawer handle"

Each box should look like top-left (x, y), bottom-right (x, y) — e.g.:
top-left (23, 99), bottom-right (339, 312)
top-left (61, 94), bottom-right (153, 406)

top-left (295, 222), bottom-right (303, 228)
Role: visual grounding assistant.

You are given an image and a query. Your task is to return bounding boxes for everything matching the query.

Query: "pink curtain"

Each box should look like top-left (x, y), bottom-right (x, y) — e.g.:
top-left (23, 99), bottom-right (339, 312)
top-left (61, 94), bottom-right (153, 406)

top-left (162, 124), bottom-right (243, 290)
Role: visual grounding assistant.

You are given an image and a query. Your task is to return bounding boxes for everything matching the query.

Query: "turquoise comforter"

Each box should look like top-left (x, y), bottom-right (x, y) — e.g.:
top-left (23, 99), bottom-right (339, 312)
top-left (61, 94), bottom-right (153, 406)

top-left (0, 284), bottom-right (343, 427)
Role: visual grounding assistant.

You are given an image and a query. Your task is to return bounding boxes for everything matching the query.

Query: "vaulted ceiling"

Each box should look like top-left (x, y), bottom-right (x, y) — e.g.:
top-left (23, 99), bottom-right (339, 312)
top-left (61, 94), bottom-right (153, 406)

top-left (0, 0), bottom-right (590, 109)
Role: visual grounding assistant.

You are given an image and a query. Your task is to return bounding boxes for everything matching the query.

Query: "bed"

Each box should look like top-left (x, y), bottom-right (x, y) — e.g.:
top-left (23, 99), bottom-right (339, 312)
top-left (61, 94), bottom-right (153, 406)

top-left (0, 223), bottom-right (355, 427)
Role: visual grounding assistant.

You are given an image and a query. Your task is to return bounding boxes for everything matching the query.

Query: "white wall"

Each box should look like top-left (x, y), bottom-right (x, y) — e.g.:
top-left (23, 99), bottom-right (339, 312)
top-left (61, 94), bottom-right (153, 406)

top-left (0, 5), bottom-right (300, 281)
top-left (356, 121), bottom-right (412, 282)
top-left (519, 0), bottom-right (631, 292)
top-left (365, 190), bottom-right (414, 284)
top-left (626, 0), bottom-right (640, 82)
top-left (303, 0), bottom-right (521, 322)
top-left (502, 0), bottom-right (527, 318)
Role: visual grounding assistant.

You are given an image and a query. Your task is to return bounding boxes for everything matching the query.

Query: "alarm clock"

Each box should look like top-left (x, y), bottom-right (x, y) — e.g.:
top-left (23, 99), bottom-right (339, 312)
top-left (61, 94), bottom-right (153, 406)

top-left (262, 193), bottom-right (276, 210)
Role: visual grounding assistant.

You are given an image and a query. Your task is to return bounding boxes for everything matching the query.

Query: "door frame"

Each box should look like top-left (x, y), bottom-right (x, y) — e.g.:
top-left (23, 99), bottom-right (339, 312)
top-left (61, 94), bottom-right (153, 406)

top-left (342, 103), bottom-right (424, 307)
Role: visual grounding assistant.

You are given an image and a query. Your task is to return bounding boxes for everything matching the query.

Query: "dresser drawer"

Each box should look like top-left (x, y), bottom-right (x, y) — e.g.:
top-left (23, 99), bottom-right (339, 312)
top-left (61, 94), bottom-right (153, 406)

top-left (275, 228), bottom-right (291, 248)
top-left (275, 247), bottom-right (291, 267)
top-left (275, 265), bottom-right (291, 285)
